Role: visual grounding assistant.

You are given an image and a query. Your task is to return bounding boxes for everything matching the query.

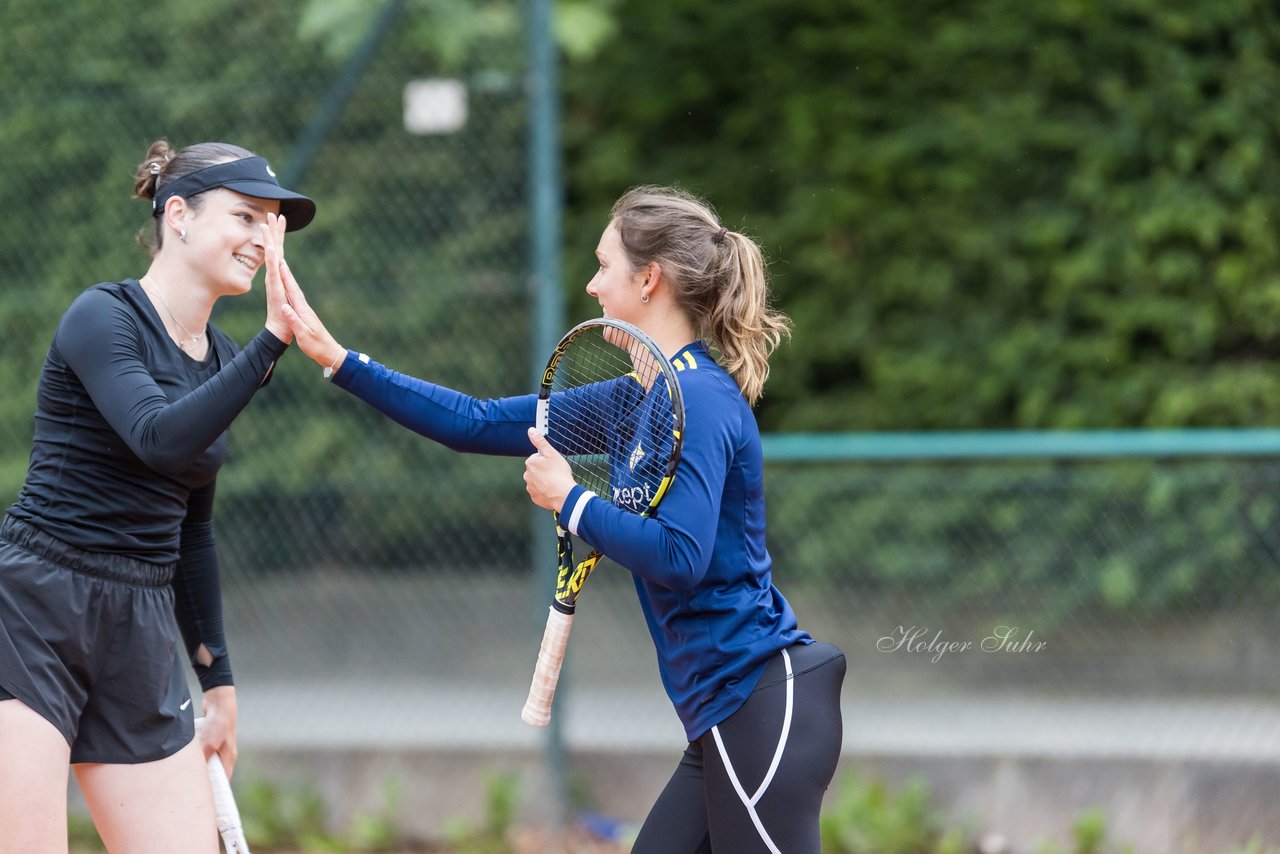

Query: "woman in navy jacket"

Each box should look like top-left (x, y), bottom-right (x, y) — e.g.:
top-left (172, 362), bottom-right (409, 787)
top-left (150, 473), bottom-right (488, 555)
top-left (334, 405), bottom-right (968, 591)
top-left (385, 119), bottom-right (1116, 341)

top-left (278, 185), bottom-right (844, 853)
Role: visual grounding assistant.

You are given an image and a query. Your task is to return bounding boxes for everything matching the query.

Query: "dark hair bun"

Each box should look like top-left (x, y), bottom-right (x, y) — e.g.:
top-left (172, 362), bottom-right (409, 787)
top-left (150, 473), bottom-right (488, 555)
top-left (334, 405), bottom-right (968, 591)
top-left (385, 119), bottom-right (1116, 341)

top-left (133, 138), bottom-right (174, 200)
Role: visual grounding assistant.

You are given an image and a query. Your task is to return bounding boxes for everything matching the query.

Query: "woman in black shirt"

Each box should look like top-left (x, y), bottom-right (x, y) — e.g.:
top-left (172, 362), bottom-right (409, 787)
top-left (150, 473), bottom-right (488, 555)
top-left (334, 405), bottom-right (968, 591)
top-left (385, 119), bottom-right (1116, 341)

top-left (0, 138), bottom-right (313, 853)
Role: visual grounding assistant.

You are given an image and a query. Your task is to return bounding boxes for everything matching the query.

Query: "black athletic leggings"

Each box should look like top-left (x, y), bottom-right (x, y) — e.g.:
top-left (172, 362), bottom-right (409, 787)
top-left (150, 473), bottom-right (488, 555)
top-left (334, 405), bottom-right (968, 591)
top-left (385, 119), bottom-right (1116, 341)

top-left (632, 641), bottom-right (846, 854)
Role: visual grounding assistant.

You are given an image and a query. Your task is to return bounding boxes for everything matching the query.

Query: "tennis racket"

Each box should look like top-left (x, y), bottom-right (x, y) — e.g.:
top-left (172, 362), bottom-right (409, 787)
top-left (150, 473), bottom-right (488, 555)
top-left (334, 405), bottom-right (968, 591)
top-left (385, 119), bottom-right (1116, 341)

top-left (521, 318), bottom-right (685, 727)
top-left (197, 718), bottom-right (251, 853)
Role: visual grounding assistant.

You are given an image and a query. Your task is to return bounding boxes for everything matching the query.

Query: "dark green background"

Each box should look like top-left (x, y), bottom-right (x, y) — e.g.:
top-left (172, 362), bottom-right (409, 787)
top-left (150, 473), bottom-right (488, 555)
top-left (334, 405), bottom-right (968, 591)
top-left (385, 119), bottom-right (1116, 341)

top-left (2, 0), bottom-right (1279, 618)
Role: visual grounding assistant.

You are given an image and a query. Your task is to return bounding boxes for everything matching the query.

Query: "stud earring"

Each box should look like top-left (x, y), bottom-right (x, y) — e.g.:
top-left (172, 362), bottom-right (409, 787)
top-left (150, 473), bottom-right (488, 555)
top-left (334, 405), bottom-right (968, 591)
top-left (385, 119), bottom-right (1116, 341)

top-left (179, 229), bottom-right (187, 243)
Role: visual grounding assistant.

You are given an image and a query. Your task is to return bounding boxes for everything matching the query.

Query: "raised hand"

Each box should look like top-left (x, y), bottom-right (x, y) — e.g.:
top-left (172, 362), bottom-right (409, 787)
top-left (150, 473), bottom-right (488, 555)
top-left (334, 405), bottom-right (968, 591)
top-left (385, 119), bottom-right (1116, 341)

top-left (262, 212), bottom-right (293, 344)
top-left (274, 249), bottom-right (347, 374)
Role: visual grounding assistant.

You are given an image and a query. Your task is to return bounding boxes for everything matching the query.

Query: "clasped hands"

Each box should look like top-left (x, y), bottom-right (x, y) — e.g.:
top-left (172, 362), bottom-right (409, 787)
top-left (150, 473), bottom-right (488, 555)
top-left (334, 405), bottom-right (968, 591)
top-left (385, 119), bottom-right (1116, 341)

top-left (260, 214), bottom-right (579, 514)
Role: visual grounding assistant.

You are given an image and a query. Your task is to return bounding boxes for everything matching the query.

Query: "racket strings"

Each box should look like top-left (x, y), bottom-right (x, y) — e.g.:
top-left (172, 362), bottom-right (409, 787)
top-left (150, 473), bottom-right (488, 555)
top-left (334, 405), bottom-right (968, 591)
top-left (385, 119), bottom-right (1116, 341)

top-left (548, 329), bottom-right (676, 508)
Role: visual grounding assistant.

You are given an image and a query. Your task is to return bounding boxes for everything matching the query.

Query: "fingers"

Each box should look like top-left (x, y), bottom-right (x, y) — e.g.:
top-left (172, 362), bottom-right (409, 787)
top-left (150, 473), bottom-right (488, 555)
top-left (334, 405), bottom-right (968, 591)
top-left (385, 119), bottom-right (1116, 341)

top-left (254, 215), bottom-right (348, 373)
top-left (524, 438), bottom-right (573, 513)
top-left (263, 236), bottom-right (282, 289)
top-left (280, 258), bottom-right (312, 313)
top-left (528, 427), bottom-right (556, 455)
top-left (194, 714), bottom-right (233, 766)
top-left (263, 213), bottom-right (288, 277)
top-left (193, 715), bottom-right (211, 757)
top-left (279, 271), bottom-right (322, 337)
top-left (262, 217), bottom-right (286, 302)
top-left (260, 213), bottom-right (311, 322)
top-left (264, 212), bottom-right (286, 248)
top-left (216, 742), bottom-right (239, 779)
top-left (280, 303), bottom-right (346, 369)
top-left (261, 223), bottom-right (321, 334)
top-left (262, 222), bottom-right (276, 269)
top-left (270, 240), bottom-right (309, 311)
top-left (264, 213), bottom-right (282, 259)
top-left (280, 302), bottom-right (316, 337)
top-left (523, 458), bottom-right (547, 508)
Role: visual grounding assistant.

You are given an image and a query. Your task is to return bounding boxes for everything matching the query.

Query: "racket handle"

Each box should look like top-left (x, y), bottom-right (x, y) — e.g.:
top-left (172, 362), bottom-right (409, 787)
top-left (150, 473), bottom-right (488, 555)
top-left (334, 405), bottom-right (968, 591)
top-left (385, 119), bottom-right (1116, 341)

top-left (207, 754), bottom-right (252, 853)
top-left (522, 605), bottom-right (575, 727)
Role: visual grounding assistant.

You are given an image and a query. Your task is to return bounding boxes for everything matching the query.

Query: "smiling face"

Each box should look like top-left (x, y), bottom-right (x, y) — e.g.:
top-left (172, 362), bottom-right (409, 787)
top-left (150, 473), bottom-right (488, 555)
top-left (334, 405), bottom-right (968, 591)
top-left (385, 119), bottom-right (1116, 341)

top-left (178, 188), bottom-right (280, 295)
top-left (586, 220), bottom-right (648, 325)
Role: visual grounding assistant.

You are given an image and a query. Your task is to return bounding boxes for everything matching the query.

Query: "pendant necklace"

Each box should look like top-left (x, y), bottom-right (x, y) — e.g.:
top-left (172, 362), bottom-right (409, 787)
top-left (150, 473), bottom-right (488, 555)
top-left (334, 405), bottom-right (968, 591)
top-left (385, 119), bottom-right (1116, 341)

top-left (140, 275), bottom-right (207, 353)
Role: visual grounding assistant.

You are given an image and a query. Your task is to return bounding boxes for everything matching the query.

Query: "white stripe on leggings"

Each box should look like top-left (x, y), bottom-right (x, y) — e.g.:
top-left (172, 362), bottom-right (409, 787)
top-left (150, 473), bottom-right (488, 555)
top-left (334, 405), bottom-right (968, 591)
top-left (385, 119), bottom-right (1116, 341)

top-left (710, 648), bottom-right (794, 854)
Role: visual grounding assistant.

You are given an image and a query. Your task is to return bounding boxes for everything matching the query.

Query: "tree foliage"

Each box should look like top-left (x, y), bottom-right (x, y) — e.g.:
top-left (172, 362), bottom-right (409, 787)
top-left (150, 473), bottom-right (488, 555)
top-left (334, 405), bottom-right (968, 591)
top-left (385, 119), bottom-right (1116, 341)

top-left (0, 0), bottom-right (533, 569)
top-left (561, 0), bottom-right (1280, 431)
top-left (3, 0), bottom-right (1280, 613)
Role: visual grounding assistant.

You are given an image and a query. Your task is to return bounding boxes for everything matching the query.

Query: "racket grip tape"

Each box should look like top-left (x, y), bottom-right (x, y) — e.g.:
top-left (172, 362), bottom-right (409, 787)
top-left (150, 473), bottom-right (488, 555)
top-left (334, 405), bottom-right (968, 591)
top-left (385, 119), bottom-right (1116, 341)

top-left (207, 754), bottom-right (251, 853)
top-left (521, 605), bottom-right (575, 726)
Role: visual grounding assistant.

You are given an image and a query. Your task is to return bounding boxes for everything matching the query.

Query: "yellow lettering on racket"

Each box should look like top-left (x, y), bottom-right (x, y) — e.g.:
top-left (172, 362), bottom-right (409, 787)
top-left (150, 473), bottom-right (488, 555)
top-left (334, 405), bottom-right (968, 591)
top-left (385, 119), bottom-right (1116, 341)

top-left (556, 563), bottom-right (571, 597)
top-left (569, 554), bottom-right (601, 595)
top-left (543, 342), bottom-right (570, 387)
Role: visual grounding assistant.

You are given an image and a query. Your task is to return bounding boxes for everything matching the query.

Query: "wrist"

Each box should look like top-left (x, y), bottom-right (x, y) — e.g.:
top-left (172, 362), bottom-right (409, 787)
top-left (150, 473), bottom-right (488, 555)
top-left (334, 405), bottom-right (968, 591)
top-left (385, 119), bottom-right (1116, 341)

top-left (556, 483), bottom-right (576, 515)
top-left (558, 485), bottom-right (595, 537)
top-left (202, 684), bottom-right (236, 711)
top-left (323, 348), bottom-right (346, 379)
top-left (265, 322), bottom-right (291, 345)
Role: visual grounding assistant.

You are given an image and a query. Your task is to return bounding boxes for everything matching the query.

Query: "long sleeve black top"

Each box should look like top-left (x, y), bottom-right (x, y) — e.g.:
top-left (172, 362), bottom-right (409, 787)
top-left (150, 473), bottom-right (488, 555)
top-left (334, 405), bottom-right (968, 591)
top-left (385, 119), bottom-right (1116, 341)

top-left (7, 279), bottom-right (285, 689)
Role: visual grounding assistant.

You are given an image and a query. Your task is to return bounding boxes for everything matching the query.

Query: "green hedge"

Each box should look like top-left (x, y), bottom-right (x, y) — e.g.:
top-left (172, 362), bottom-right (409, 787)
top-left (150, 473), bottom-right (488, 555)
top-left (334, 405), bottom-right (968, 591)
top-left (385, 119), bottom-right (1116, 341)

top-left (4, 0), bottom-right (1280, 612)
top-left (561, 0), bottom-right (1280, 431)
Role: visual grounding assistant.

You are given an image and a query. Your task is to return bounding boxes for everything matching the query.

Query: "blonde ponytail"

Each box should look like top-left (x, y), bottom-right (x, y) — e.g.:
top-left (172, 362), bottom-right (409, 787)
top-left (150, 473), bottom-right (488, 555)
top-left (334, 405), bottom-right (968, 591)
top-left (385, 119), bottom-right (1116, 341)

top-left (610, 186), bottom-right (791, 405)
top-left (706, 232), bottom-right (791, 405)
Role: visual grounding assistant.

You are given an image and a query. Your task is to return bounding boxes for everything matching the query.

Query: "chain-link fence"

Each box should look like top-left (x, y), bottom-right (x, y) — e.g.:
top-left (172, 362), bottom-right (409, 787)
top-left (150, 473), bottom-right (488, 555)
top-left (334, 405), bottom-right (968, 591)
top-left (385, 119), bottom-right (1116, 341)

top-left (767, 449), bottom-right (1280, 693)
top-left (0, 0), bottom-right (547, 748)
top-left (190, 446), bottom-right (1280, 724)
top-left (5, 2), bottom-right (1280, 846)
top-left (556, 447), bottom-right (1280, 728)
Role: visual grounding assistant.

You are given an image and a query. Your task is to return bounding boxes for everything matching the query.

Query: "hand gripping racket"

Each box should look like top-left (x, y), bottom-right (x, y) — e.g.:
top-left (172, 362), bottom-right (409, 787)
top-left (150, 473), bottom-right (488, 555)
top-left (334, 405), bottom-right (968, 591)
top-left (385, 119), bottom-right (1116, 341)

top-left (197, 718), bottom-right (251, 853)
top-left (521, 318), bottom-right (685, 726)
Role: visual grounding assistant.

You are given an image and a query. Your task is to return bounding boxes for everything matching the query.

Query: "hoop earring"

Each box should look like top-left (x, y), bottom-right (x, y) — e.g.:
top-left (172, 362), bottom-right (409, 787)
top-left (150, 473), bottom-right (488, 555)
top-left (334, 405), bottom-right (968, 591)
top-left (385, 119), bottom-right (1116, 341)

top-left (179, 229), bottom-right (187, 243)
top-left (640, 294), bottom-right (649, 304)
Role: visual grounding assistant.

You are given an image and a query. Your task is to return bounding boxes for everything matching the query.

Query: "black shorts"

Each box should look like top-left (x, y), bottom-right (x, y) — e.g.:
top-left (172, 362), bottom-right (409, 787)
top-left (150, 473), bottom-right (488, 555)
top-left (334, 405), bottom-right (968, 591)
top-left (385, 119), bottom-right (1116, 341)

top-left (633, 641), bottom-right (847, 854)
top-left (0, 515), bottom-right (194, 764)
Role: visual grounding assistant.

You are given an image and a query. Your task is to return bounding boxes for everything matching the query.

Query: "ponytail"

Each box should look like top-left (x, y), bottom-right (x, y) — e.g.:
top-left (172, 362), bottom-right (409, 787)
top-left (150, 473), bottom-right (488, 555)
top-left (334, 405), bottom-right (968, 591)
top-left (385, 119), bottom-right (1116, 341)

top-left (706, 231), bottom-right (791, 405)
top-left (611, 186), bottom-right (791, 405)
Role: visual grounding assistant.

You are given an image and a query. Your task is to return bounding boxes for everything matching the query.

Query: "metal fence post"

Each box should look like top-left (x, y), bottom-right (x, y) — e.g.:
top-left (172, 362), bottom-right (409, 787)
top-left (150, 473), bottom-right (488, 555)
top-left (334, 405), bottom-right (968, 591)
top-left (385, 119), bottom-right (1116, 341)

top-left (526, 0), bottom-right (568, 831)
